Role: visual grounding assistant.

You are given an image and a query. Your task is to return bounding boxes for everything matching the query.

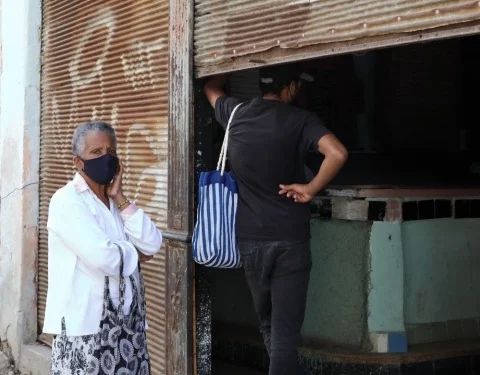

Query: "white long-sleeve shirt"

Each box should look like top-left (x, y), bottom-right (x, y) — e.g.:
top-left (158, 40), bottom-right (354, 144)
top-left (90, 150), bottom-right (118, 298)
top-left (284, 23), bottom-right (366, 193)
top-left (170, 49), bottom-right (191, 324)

top-left (42, 173), bottom-right (162, 336)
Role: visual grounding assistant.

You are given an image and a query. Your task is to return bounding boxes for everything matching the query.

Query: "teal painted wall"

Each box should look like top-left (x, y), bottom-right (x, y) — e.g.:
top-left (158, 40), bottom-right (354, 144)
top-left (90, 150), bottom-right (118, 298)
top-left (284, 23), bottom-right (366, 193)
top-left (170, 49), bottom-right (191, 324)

top-left (402, 218), bottom-right (480, 324)
top-left (210, 219), bottom-right (372, 349)
top-left (368, 222), bottom-right (405, 333)
top-left (209, 216), bottom-right (480, 349)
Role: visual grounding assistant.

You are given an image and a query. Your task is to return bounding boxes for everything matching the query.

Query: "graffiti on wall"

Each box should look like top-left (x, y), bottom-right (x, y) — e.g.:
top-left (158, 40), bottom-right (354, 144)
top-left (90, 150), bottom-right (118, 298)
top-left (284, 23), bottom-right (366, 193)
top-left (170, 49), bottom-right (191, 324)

top-left (41, 2), bottom-right (168, 224)
top-left (38, 2), bottom-right (169, 373)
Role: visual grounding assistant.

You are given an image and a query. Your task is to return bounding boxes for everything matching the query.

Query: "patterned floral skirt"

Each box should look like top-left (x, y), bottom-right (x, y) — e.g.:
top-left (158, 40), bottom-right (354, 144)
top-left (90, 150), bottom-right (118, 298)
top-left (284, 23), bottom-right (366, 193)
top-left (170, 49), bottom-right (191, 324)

top-left (50, 329), bottom-right (97, 375)
top-left (51, 256), bottom-right (150, 375)
top-left (50, 328), bottom-right (150, 375)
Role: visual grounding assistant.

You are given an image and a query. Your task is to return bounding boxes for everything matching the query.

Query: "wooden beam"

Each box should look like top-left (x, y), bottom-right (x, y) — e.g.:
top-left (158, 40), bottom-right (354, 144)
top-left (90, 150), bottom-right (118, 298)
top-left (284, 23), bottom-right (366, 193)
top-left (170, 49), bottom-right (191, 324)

top-left (166, 0), bottom-right (195, 373)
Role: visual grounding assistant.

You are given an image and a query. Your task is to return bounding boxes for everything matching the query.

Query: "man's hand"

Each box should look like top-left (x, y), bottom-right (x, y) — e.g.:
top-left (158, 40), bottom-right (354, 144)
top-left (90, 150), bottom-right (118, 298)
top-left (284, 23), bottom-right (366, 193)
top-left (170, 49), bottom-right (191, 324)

top-left (280, 134), bottom-right (348, 203)
top-left (204, 74), bottom-right (229, 108)
top-left (279, 183), bottom-right (317, 203)
top-left (138, 250), bottom-right (154, 263)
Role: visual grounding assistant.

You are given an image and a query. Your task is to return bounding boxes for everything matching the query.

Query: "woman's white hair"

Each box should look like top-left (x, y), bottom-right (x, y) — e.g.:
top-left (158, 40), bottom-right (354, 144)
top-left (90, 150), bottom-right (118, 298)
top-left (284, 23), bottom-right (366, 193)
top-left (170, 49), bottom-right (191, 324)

top-left (72, 121), bottom-right (117, 157)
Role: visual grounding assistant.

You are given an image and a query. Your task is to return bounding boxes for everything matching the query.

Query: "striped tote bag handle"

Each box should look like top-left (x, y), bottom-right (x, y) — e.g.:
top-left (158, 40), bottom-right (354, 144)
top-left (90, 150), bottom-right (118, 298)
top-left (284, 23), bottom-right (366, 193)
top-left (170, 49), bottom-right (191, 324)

top-left (217, 103), bottom-right (243, 175)
top-left (192, 102), bottom-right (243, 268)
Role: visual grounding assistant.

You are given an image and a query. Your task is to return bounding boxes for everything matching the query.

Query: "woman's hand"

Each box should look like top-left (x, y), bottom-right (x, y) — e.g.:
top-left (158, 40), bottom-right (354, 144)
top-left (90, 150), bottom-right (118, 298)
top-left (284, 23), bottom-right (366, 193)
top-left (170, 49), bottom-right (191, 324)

top-left (107, 158), bottom-right (125, 203)
top-left (138, 250), bottom-right (154, 263)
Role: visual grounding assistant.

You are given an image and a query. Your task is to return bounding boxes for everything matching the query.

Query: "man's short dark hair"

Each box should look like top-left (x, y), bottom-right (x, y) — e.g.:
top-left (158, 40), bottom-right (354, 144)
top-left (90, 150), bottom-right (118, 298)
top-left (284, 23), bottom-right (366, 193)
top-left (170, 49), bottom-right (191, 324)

top-left (259, 64), bottom-right (302, 95)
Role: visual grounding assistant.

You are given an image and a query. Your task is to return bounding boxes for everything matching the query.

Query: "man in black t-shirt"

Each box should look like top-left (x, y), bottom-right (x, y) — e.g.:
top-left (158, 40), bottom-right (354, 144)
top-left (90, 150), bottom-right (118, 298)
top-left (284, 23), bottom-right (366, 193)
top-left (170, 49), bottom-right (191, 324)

top-left (204, 65), bottom-right (348, 375)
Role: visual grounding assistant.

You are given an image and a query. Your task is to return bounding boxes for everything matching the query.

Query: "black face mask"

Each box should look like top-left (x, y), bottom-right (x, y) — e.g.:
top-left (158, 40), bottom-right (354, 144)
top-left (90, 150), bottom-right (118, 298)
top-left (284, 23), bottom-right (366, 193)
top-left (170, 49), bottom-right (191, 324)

top-left (81, 154), bottom-right (119, 185)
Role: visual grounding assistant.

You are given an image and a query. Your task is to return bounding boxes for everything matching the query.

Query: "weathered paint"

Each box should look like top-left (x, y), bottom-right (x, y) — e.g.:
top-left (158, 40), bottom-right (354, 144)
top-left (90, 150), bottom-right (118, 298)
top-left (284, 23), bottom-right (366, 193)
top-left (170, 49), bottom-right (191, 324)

top-left (0, 0), bottom-right (42, 368)
top-left (368, 222), bottom-right (405, 333)
top-left (37, 2), bottom-right (170, 371)
top-left (403, 218), bottom-right (480, 324)
top-left (366, 217), bottom-right (480, 346)
top-left (165, 241), bottom-right (194, 375)
top-left (303, 219), bottom-right (371, 348)
top-left (208, 215), bottom-right (480, 351)
top-left (168, 0), bottom-right (194, 234)
top-left (194, 0), bottom-right (480, 76)
top-left (166, 0), bottom-right (195, 374)
top-left (209, 219), bottom-right (372, 349)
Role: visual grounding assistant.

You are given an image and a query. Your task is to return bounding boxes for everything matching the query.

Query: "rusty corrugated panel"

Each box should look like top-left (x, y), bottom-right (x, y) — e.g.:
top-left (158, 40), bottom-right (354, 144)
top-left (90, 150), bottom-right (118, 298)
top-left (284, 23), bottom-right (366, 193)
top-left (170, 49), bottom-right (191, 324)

top-left (38, 1), bottom-right (169, 374)
top-left (194, 0), bottom-right (480, 74)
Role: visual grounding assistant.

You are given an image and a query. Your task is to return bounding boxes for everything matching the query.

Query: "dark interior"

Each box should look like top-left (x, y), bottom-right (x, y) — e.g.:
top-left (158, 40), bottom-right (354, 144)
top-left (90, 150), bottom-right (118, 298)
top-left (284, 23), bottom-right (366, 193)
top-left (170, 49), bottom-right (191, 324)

top-left (299, 36), bottom-right (480, 188)
top-left (201, 35), bottom-right (480, 189)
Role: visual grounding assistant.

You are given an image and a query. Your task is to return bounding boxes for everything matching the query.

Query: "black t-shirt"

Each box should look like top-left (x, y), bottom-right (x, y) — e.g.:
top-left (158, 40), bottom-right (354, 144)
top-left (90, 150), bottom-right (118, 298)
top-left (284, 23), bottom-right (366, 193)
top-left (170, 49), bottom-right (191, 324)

top-left (215, 95), bottom-right (330, 241)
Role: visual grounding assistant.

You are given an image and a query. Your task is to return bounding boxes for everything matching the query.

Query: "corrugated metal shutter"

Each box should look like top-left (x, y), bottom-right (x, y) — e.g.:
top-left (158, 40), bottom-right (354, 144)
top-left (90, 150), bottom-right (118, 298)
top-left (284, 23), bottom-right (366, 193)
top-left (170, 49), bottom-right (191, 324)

top-left (194, 0), bottom-right (480, 76)
top-left (38, 1), bottom-right (169, 373)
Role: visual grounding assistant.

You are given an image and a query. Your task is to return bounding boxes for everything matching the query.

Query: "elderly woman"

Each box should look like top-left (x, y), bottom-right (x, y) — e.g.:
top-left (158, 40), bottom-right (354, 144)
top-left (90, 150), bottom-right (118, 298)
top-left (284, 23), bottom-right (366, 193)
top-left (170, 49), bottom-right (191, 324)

top-left (43, 121), bottom-right (162, 375)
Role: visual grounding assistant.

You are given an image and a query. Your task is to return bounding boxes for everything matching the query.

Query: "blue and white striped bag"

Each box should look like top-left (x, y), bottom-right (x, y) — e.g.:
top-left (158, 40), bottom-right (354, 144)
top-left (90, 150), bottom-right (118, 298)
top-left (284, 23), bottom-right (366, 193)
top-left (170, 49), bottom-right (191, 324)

top-left (192, 103), bottom-right (243, 268)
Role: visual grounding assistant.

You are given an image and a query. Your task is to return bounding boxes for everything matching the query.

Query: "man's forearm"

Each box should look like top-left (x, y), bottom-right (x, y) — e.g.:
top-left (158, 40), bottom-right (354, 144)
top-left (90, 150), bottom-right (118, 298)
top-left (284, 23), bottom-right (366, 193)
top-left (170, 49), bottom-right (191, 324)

top-left (307, 154), bottom-right (347, 195)
top-left (204, 74), bottom-right (229, 107)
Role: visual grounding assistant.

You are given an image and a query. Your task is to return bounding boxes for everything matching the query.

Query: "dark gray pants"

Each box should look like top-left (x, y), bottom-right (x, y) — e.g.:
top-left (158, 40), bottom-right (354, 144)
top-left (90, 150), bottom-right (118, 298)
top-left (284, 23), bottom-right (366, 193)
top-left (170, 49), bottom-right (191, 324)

top-left (238, 240), bottom-right (312, 375)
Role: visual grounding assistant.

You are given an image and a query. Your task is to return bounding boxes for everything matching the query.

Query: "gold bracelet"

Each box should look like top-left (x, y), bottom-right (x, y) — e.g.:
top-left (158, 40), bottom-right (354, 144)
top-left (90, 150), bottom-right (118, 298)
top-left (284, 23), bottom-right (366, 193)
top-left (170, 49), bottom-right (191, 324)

top-left (117, 199), bottom-right (130, 209)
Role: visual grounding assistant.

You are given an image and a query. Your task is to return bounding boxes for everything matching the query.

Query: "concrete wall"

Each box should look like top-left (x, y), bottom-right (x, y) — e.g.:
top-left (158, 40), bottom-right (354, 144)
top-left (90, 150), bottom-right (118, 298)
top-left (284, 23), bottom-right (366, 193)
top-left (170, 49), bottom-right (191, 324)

top-left (211, 213), bottom-right (480, 350)
top-left (367, 216), bottom-right (480, 348)
top-left (0, 1), bottom-right (49, 374)
top-left (368, 222), bottom-right (405, 333)
top-left (403, 219), bottom-right (480, 324)
top-left (211, 219), bottom-right (372, 349)
top-left (303, 220), bottom-right (370, 348)
top-left (368, 218), bottom-right (480, 328)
